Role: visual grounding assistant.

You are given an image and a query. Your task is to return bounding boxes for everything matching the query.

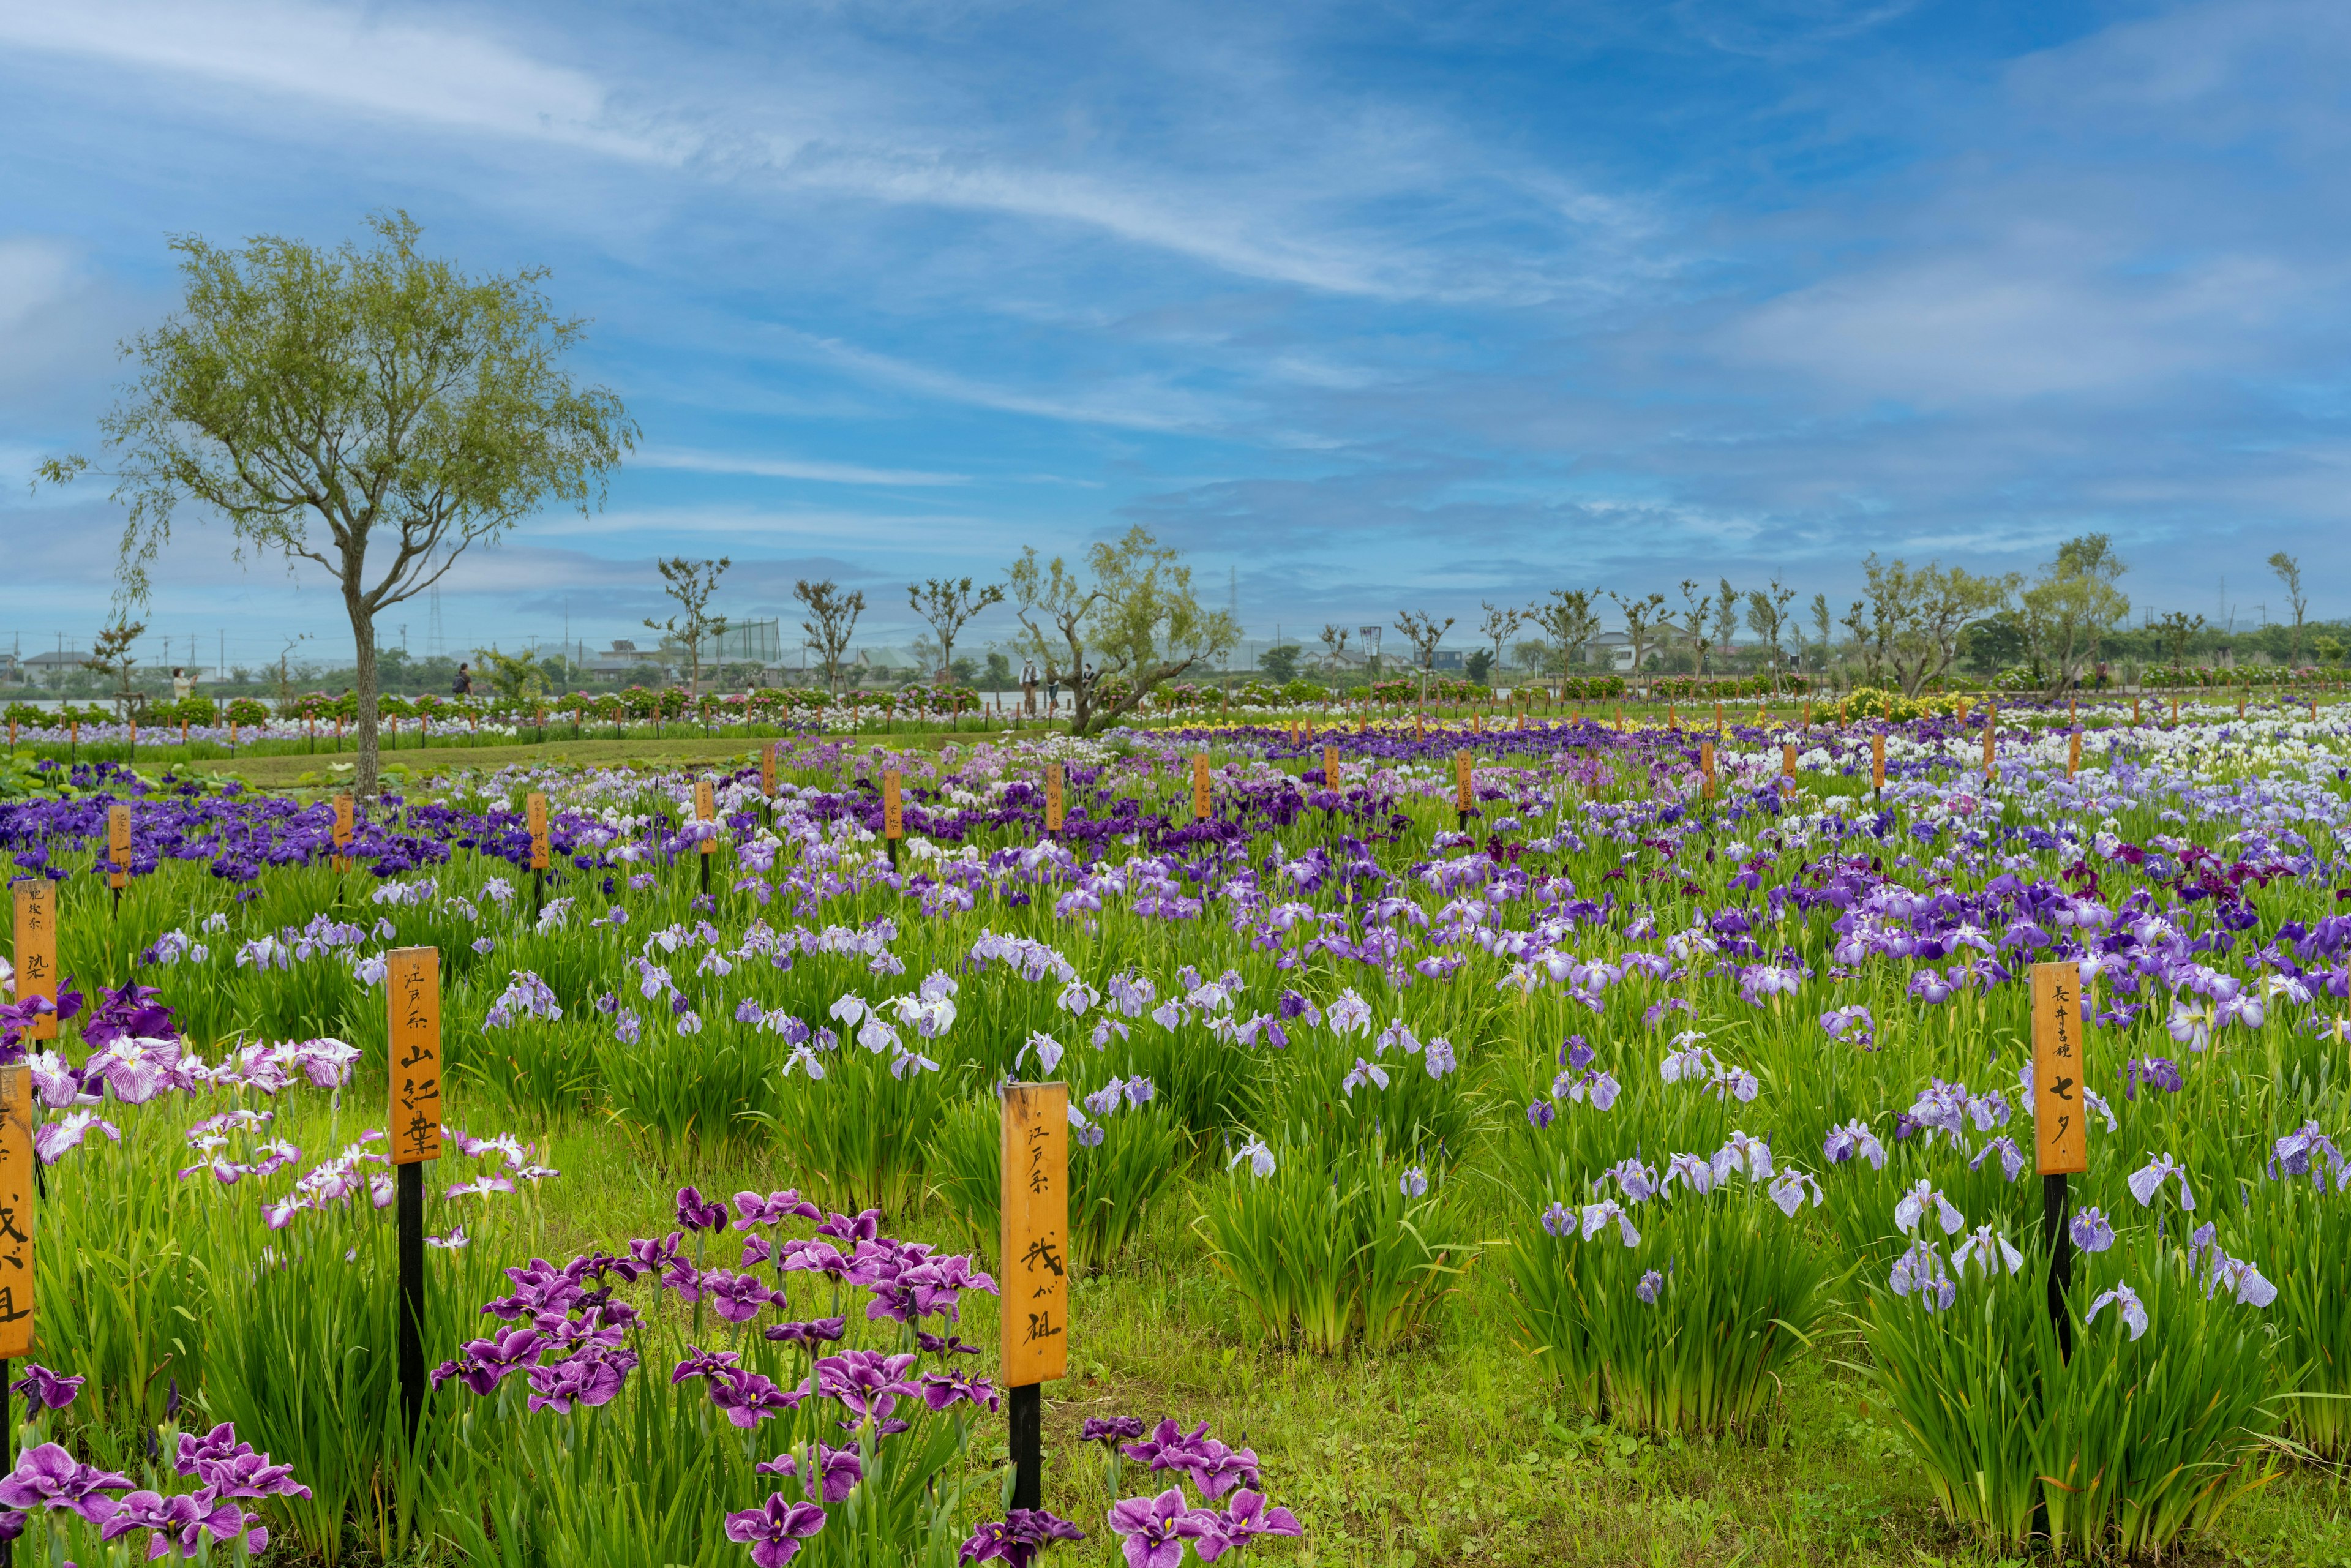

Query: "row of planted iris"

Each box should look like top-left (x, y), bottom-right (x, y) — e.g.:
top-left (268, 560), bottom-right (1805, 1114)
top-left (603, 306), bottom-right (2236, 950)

top-left (4, 705), bottom-right (2351, 1558)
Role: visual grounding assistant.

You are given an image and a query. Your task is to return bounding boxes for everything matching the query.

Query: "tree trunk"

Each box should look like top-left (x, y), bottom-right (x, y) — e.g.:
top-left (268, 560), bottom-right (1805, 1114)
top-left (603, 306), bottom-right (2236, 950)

top-left (350, 598), bottom-right (381, 798)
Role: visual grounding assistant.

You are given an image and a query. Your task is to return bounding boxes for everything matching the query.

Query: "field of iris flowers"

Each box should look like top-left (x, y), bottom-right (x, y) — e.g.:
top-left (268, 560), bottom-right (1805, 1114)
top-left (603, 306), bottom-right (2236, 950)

top-left (6, 702), bottom-right (2351, 1566)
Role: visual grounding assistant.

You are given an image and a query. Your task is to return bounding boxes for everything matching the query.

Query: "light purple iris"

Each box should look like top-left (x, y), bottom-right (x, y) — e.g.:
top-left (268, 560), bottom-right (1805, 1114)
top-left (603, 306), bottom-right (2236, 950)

top-left (1106, 1488), bottom-right (1208, 1568)
top-left (722, 1494), bottom-right (828, 1567)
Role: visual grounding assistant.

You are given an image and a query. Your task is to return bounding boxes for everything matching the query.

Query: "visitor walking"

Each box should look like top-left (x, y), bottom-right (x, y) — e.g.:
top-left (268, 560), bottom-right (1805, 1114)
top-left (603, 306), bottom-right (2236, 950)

top-left (453, 663), bottom-right (474, 697)
top-left (1021, 660), bottom-right (1038, 717)
top-left (1045, 669), bottom-right (1060, 714)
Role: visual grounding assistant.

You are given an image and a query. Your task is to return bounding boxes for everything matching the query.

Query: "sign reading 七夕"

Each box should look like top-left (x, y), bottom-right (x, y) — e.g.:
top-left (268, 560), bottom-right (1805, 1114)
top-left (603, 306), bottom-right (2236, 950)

top-left (999, 1082), bottom-right (1069, 1387)
top-left (883, 770), bottom-right (904, 839)
top-left (1044, 763), bottom-right (1064, 832)
top-left (10, 879), bottom-right (56, 1043)
top-left (527, 792), bottom-right (549, 871)
top-left (387, 947), bottom-right (444, 1166)
top-left (695, 780), bottom-right (717, 855)
top-left (1192, 756), bottom-right (1210, 820)
top-left (108, 805), bottom-right (131, 890)
top-left (2031, 961), bottom-right (2088, 1176)
top-left (0, 1065), bottom-right (32, 1356)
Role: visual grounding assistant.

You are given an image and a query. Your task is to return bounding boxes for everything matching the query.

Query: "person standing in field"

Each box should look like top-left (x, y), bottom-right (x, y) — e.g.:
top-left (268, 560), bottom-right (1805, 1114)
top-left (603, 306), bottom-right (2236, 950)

top-left (171, 666), bottom-right (195, 703)
top-left (453, 662), bottom-right (474, 697)
top-left (1022, 659), bottom-right (1038, 717)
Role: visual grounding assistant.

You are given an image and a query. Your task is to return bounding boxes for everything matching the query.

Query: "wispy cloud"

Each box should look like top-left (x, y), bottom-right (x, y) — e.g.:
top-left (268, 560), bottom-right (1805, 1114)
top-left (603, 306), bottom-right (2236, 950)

top-left (631, 446), bottom-right (967, 487)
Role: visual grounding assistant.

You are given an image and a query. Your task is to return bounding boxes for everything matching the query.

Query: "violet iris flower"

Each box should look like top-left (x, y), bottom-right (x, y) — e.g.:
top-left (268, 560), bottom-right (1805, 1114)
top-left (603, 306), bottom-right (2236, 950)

top-left (708, 1368), bottom-right (807, 1427)
top-left (0, 1442), bottom-right (133, 1523)
top-left (8, 1363), bottom-right (83, 1410)
top-left (1191, 1490), bottom-right (1302, 1562)
top-left (722, 1494), bottom-right (828, 1567)
top-left (1821, 1120), bottom-right (1885, 1169)
top-left (99, 1489), bottom-right (268, 1559)
top-left (677, 1185), bottom-right (730, 1233)
top-left (960, 1508), bottom-right (1087, 1567)
top-left (2085, 1281), bottom-right (2148, 1339)
top-left (758, 1442), bottom-right (864, 1503)
top-left (2070, 1207), bottom-right (2116, 1252)
top-left (763, 1318), bottom-right (849, 1346)
top-left (1106, 1488), bottom-right (1207, 1568)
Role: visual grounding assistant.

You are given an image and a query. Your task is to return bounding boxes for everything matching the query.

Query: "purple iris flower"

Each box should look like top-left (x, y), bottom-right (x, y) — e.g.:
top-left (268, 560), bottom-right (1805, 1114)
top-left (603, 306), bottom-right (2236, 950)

top-left (722, 1493), bottom-right (828, 1567)
top-left (525, 1345), bottom-right (636, 1413)
top-left (677, 1185), bottom-right (730, 1233)
top-left (1191, 1490), bottom-right (1301, 1562)
top-left (814, 1349), bottom-right (919, 1424)
top-left (1083, 1417), bottom-right (1147, 1447)
top-left (1526, 1098), bottom-right (1555, 1130)
top-left (2070, 1207), bottom-right (2116, 1253)
top-left (99, 1489), bottom-right (266, 1559)
top-left (735, 1188), bottom-right (823, 1226)
top-left (8, 1363), bottom-right (84, 1410)
top-left (1106, 1488), bottom-right (1208, 1568)
top-left (920, 1370), bottom-right (1001, 1413)
top-left (0, 1442), bottom-right (133, 1523)
top-left (708, 1367), bottom-right (806, 1428)
top-left (757, 1442), bottom-right (864, 1502)
top-left (959, 1508), bottom-right (1088, 1567)
top-left (763, 1317), bottom-right (849, 1346)
top-left (2085, 1281), bottom-right (2148, 1339)
top-left (704, 1270), bottom-right (783, 1326)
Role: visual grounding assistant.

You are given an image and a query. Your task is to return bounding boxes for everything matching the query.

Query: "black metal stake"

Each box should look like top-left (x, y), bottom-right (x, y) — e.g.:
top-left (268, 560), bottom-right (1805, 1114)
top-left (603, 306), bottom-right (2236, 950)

top-left (1008, 1381), bottom-right (1041, 1510)
top-left (700, 853), bottom-right (711, 899)
top-left (2044, 1172), bottom-right (2074, 1363)
top-left (887, 838), bottom-right (901, 871)
top-left (397, 1161), bottom-right (425, 1439)
top-left (532, 868), bottom-right (544, 923)
top-left (1, 1358), bottom-right (11, 1567)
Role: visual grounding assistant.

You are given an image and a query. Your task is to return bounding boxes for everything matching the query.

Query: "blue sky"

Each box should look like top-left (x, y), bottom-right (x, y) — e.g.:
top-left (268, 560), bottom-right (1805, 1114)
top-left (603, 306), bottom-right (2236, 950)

top-left (2, 0), bottom-right (2345, 670)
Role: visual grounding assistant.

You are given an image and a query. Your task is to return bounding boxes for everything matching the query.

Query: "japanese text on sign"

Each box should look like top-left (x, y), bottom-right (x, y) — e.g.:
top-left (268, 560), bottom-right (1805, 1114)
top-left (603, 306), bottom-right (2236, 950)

top-left (108, 805), bottom-right (131, 890)
top-left (2031, 960), bottom-right (2088, 1174)
top-left (1045, 763), bottom-right (1064, 832)
top-left (527, 792), bottom-right (549, 871)
top-left (0, 1066), bottom-right (33, 1356)
top-left (333, 793), bottom-right (354, 872)
top-left (386, 947), bottom-right (444, 1165)
top-left (1192, 755), bottom-right (1210, 820)
top-left (1700, 741), bottom-right (1717, 798)
top-left (1454, 751), bottom-right (1473, 811)
top-left (1871, 732), bottom-right (1887, 790)
top-left (695, 780), bottom-right (717, 855)
top-left (10, 879), bottom-right (56, 1043)
top-left (1322, 747), bottom-right (1339, 789)
top-left (762, 743), bottom-right (778, 798)
top-left (883, 770), bottom-right (905, 839)
top-left (1000, 1082), bottom-right (1069, 1386)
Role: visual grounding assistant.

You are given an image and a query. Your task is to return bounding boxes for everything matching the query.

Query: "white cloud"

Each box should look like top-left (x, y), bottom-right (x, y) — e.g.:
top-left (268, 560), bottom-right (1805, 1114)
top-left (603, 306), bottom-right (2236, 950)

top-left (632, 446), bottom-right (967, 487)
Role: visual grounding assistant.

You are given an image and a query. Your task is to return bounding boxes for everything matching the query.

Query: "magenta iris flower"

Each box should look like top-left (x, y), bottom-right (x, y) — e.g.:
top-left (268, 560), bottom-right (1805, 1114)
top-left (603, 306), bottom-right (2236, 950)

top-left (8, 1363), bottom-right (83, 1410)
top-left (1191, 1489), bottom-right (1302, 1562)
top-left (960, 1507), bottom-right (1087, 1566)
top-left (0, 1442), bottom-right (133, 1523)
top-left (723, 1494), bottom-right (828, 1567)
top-left (1106, 1488), bottom-right (1207, 1568)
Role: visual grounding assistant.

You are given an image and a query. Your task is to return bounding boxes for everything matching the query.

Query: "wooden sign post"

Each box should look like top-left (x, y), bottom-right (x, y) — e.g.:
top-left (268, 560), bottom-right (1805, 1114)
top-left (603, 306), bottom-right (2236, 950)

top-left (1191, 754), bottom-right (1211, 821)
top-left (2068, 730), bottom-right (2082, 778)
top-left (1044, 763), bottom-right (1065, 835)
top-left (1699, 740), bottom-right (1716, 801)
top-left (107, 804), bottom-right (131, 913)
top-left (761, 742), bottom-right (777, 800)
top-left (1870, 732), bottom-right (1886, 800)
top-left (387, 947), bottom-right (443, 1437)
top-left (1321, 746), bottom-right (1340, 792)
top-left (527, 792), bottom-right (550, 918)
top-left (882, 770), bottom-right (904, 868)
top-left (2031, 961), bottom-right (2086, 1362)
top-left (9, 881), bottom-right (55, 1045)
top-left (1000, 1081), bottom-right (1069, 1512)
top-left (1453, 750), bottom-right (1473, 831)
top-left (1781, 741), bottom-right (1796, 779)
top-left (694, 779), bottom-right (718, 893)
top-left (332, 793), bottom-right (354, 874)
top-left (0, 1059), bottom-right (32, 1506)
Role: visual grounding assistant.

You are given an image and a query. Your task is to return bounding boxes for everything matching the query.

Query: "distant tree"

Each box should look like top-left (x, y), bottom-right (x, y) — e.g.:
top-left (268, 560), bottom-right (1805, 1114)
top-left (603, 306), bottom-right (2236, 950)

top-left (1318, 623), bottom-right (1351, 672)
top-left (1713, 579), bottom-right (1741, 664)
top-left (983, 649), bottom-right (1014, 689)
top-left (1532, 590), bottom-right (1600, 682)
top-left (646, 556), bottom-right (731, 700)
top-left (40, 211), bottom-right (634, 797)
top-left (474, 644), bottom-right (549, 705)
top-left (950, 655), bottom-right (981, 687)
top-left (909, 576), bottom-right (1005, 685)
top-left (1259, 643), bottom-right (1304, 684)
top-left (1809, 593), bottom-right (1832, 669)
top-left (1676, 579), bottom-right (1712, 676)
top-left (2270, 552), bottom-right (2308, 664)
top-left (1393, 611), bottom-right (1454, 675)
top-left (1464, 649), bottom-right (1494, 686)
top-left (1744, 579), bottom-right (1796, 689)
top-left (2022, 534), bottom-right (2129, 695)
top-left (1857, 555), bottom-right (2020, 694)
top-left (1608, 590), bottom-right (1671, 678)
top-left (2316, 633), bottom-right (2345, 666)
top-left (794, 580), bottom-right (866, 696)
top-left (1957, 612), bottom-right (2030, 677)
top-left (2148, 610), bottom-right (2208, 669)
top-left (1479, 601), bottom-right (1527, 678)
top-left (1005, 525), bottom-right (1238, 736)
top-left (84, 619), bottom-right (149, 719)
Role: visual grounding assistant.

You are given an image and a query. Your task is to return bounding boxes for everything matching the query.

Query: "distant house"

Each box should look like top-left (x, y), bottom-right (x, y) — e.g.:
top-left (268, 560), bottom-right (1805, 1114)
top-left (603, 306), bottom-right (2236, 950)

top-left (585, 639), bottom-right (667, 681)
top-left (1585, 632), bottom-right (1638, 672)
top-left (23, 650), bottom-right (88, 686)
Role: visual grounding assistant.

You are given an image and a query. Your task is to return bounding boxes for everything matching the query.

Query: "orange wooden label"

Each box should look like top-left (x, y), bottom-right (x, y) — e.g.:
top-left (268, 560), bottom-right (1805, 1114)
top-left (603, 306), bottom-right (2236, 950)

top-left (1984, 721), bottom-right (1996, 775)
top-left (0, 1065), bottom-right (33, 1357)
top-left (883, 770), bottom-right (904, 838)
top-left (1191, 755), bottom-right (1211, 819)
top-left (696, 779), bottom-right (718, 853)
top-left (1782, 742), bottom-right (1796, 778)
top-left (2170, 697), bottom-right (2180, 722)
top-left (1870, 732), bottom-right (1886, 789)
top-left (2031, 961), bottom-right (2088, 1175)
top-left (761, 743), bottom-right (777, 798)
top-left (2068, 731), bottom-right (2082, 776)
top-left (999, 1082), bottom-right (1069, 1386)
top-left (1700, 741), bottom-right (1715, 797)
top-left (333, 793), bottom-right (353, 847)
top-left (1414, 711), bottom-right (1425, 740)
top-left (1322, 747), bottom-right (1339, 787)
top-left (10, 880), bottom-right (56, 1043)
top-left (1713, 702), bottom-right (1723, 733)
top-left (1045, 763), bottom-right (1065, 831)
top-left (108, 805), bottom-right (131, 890)
top-left (387, 947), bottom-right (444, 1165)
top-left (527, 792), bottom-right (549, 871)
top-left (1453, 750), bottom-right (1473, 811)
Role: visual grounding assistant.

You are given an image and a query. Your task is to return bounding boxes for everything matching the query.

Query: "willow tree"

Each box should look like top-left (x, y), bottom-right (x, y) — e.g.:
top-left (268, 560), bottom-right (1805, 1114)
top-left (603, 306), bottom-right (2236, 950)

top-left (1006, 526), bottom-right (1237, 735)
top-left (40, 212), bottom-right (634, 797)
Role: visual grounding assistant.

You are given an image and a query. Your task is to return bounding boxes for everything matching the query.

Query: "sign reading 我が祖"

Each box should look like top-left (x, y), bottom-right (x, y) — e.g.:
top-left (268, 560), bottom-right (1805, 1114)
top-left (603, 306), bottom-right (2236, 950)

top-left (999, 1082), bottom-right (1069, 1387)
